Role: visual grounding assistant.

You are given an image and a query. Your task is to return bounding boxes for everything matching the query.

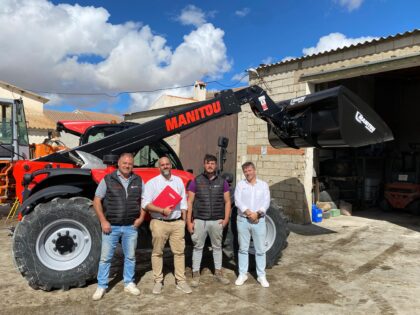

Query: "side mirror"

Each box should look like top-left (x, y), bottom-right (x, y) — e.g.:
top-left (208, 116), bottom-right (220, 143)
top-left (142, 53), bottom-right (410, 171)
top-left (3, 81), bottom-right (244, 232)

top-left (218, 136), bottom-right (229, 148)
top-left (187, 169), bottom-right (194, 174)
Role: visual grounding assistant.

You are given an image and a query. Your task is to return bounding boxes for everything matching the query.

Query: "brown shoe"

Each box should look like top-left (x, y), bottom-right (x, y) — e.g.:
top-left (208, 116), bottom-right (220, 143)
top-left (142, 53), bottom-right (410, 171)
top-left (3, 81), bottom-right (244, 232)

top-left (214, 269), bottom-right (230, 285)
top-left (191, 271), bottom-right (200, 288)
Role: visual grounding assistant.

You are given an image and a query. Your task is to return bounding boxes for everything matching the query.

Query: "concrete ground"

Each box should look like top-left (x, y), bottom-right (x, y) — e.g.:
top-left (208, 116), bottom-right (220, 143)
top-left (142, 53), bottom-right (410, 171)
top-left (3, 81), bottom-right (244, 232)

top-left (1, 209), bottom-right (420, 315)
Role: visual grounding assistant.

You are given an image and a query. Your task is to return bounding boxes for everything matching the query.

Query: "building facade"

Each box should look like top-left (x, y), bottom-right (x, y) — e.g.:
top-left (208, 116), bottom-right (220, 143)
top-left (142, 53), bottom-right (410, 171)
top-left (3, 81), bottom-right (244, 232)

top-left (239, 29), bottom-right (420, 223)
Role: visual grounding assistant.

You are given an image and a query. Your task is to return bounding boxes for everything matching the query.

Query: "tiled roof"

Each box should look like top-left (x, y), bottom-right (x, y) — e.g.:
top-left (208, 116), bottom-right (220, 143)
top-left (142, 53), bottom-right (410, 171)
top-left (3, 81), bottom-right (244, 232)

top-left (26, 109), bottom-right (122, 130)
top-left (25, 111), bottom-right (56, 130)
top-left (44, 109), bottom-right (122, 123)
top-left (166, 95), bottom-right (195, 101)
top-left (257, 29), bottom-right (420, 70)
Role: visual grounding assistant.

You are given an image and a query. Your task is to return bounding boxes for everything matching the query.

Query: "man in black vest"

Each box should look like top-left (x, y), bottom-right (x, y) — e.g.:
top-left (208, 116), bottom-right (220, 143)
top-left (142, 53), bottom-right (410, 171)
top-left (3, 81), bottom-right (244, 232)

top-left (92, 153), bottom-right (144, 301)
top-left (187, 154), bottom-right (231, 287)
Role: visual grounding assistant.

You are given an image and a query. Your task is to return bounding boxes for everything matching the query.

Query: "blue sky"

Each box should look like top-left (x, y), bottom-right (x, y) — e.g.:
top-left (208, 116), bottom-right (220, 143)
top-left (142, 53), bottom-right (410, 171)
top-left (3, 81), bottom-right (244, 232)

top-left (1, 0), bottom-right (419, 114)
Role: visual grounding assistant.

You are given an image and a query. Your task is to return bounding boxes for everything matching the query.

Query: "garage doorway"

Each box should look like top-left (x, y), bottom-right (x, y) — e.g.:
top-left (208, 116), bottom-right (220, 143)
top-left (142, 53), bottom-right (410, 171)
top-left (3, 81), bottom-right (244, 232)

top-left (314, 66), bottom-right (420, 215)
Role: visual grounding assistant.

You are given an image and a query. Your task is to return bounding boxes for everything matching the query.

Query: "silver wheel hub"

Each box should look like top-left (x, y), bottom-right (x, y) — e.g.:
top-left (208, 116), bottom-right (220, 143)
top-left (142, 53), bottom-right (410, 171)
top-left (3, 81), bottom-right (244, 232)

top-left (36, 219), bottom-right (92, 271)
top-left (249, 214), bottom-right (277, 255)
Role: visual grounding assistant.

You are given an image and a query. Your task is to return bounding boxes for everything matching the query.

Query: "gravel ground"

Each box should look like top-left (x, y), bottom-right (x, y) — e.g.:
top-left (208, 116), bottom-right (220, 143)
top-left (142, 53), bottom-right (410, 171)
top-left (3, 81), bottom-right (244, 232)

top-left (1, 209), bottom-right (419, 315)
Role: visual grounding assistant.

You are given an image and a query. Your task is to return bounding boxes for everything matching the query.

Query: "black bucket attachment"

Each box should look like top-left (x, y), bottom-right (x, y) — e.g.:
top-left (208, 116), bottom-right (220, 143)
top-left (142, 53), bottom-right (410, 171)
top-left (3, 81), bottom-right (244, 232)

top-left (267, 86), bottom-right (394, 149)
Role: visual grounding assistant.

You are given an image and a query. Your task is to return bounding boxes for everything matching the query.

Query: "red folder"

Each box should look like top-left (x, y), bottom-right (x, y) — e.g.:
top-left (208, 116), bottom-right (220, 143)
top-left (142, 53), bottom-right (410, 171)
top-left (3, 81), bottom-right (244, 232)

top-left (152, 185), bottom-right (182, 210)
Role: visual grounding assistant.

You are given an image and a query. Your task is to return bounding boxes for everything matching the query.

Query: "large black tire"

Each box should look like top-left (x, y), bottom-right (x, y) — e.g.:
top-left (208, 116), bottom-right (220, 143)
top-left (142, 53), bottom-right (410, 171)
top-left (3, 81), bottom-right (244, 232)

top-left (254, 203), bottom-right (289, 268)
top-left (228, 203), bottom-right (289, 269)
top-left (12, 197), bottom-right (101, 291)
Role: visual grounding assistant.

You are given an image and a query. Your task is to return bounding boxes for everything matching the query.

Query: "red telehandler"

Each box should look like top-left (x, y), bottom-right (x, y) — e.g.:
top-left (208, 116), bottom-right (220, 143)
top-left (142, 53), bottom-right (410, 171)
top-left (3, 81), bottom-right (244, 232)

top-left (11, 85), bottom-right (393, 290)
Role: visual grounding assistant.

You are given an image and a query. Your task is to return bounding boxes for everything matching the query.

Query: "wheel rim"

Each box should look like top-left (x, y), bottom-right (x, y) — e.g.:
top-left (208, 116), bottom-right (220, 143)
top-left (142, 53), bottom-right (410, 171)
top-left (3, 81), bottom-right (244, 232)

top-left (36, 219), bottom-right (92, 271)
top-left (249, 215), bottom-right (277, 255)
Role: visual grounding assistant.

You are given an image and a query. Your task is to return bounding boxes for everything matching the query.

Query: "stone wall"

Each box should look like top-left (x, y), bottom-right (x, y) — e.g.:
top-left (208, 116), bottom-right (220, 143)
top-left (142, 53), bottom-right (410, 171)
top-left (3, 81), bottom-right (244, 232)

top-left (237, 73), bottom-right (312, 224)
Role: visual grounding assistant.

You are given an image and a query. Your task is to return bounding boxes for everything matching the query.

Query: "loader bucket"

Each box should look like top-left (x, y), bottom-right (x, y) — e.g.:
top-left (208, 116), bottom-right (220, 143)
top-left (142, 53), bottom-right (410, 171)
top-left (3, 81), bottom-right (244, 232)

top-left (267, 86), bottom-right (393, 149)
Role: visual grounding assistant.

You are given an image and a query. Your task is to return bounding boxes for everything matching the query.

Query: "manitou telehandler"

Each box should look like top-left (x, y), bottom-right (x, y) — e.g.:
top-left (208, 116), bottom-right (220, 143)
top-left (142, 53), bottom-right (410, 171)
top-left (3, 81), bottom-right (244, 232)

top-left (11, 85), bottom-right (393, 290)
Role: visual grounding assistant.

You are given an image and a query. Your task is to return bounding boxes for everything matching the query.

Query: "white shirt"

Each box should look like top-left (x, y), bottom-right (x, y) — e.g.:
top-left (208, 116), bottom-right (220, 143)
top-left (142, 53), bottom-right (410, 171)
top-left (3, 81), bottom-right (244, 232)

top-left (234, 178), bottom-right (270, 216)
top-left (142, 174), bottom-right (187, 220)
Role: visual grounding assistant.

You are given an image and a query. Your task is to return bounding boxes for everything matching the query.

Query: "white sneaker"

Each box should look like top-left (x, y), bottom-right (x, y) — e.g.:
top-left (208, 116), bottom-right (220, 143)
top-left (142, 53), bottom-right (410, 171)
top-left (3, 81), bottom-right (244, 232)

top-left (235, 274), bottom-right (248, 286)
top-left (92, 287), bottom-right (106, 301)
top-left (124, 282), bottom-right (141, 296)
top-left (257, 276), bottom-right (270, 288)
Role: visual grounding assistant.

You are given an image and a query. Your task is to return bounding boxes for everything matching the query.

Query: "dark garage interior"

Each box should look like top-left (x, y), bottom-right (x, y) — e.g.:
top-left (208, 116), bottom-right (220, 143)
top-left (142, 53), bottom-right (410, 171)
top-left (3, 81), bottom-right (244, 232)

top-left (314, 66), bottom-right (420, 215)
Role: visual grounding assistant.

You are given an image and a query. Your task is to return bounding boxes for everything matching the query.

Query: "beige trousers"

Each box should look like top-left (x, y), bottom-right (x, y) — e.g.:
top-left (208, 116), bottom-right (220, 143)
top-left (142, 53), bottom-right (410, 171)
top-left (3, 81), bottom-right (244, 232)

top-left (149, 219), bottom-right (186, 283)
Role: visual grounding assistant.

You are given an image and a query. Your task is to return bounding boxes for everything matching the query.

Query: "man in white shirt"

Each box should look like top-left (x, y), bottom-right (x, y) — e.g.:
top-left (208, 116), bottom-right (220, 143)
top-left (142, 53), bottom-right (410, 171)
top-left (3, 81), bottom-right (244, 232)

top-left (143, 156), bottom-right (192, 294)
top-left (234, 161), bottom-right (270, 288)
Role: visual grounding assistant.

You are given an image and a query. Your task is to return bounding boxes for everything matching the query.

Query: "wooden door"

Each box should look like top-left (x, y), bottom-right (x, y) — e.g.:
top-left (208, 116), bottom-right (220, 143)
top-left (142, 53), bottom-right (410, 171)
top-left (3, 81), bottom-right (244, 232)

top-left (179, 114), bottom-right (238, 180)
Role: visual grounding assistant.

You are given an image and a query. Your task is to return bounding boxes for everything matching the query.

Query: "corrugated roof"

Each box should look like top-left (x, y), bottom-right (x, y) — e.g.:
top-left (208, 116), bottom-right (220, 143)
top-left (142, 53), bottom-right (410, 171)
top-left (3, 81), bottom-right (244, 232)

top-left (257, 29), bottom-right (420, 70)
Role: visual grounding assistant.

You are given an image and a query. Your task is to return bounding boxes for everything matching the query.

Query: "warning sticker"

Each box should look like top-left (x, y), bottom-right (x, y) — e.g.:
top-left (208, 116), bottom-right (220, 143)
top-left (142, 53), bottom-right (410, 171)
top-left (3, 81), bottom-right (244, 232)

top-left (258, 95), bottom-right (268, 111)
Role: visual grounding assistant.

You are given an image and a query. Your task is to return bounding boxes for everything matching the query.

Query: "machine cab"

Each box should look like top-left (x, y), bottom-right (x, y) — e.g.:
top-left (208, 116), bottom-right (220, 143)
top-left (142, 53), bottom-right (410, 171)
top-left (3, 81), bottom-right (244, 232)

top-left (0, 98), bottom-right (29, 161)
top-left (0, 98), bottom-right (29, 201)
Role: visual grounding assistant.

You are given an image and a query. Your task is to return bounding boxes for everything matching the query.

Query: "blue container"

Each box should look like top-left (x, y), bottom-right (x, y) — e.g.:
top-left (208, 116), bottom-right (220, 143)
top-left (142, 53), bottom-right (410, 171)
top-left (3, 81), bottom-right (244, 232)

top-left (312, 204), bottom-right (323, 223)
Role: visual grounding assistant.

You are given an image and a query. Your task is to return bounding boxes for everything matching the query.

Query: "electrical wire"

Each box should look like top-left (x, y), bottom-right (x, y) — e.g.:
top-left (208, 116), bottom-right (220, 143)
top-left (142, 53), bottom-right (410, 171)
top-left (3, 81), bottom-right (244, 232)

top-left (25, 74), bottom-right (249, 98)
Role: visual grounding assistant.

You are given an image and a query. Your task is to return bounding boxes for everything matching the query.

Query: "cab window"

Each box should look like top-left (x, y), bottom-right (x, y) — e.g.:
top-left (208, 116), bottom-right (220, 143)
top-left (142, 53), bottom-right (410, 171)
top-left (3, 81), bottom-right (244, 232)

top-left (133, 141), bottom-right (182, 169)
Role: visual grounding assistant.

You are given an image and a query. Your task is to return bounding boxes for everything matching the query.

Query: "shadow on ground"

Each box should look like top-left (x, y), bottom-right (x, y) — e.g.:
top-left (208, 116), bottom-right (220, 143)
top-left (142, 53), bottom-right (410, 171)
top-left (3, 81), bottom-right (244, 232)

top-left (288, 223), bottom-right (337, 236)
top-left (352, 207), bottom-right (420, 232)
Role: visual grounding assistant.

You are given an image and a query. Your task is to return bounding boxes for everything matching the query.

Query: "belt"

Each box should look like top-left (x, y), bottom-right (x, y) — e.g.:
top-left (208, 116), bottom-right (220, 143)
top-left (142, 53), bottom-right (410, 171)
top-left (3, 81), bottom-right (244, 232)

top-left (155, 217), bottom-right (182, 222)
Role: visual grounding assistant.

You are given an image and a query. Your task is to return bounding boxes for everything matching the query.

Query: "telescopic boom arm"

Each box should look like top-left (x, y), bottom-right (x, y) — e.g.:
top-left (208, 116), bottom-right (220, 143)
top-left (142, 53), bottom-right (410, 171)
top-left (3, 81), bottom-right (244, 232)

top-left (37, 85), bottom-right (393, 164)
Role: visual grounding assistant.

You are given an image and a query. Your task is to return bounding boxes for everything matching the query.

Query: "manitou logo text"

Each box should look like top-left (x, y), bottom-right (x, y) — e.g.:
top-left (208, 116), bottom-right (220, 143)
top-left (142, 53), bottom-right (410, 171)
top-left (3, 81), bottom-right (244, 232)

top-left (355, 111), bottom-right (376, 133)
top-left (165, 101), bottom-right (221, 131)
top-left (290, 96), bottom-right (306, 105)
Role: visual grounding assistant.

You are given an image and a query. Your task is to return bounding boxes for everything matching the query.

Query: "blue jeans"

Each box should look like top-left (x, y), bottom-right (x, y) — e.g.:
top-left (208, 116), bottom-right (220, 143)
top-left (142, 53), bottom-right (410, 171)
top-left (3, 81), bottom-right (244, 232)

top-left (237, 216), bottom-right (266, 277)
top-left (97, 225), bottom-right (138, 289)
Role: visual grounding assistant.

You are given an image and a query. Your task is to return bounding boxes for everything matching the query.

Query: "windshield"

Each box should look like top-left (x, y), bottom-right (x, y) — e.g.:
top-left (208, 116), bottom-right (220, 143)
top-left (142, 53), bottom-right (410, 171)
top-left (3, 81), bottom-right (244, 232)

top-left (133, 141), bottom-right (183, 170)
top-left (0, 104), bottom-right (12, 144)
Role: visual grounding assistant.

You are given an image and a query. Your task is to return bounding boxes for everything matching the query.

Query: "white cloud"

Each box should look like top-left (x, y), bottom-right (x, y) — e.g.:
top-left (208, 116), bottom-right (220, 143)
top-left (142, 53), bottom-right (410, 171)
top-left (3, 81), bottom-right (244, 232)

top-left (0, 0), bottom-right (231, 112)
top-left (235, 8), bottom-right (250, 17)
top-left (335, 0), bottom-right (364, 12)
top-left (231, 73), bottom-right (249, 84)
top-left (177, 4), bottom-right (206, 27)
top-left (129, 86), bottom-right (193, 113)
top-left (302, 32), bottom-right (376, 56)
top-left (262, 57), bottom-right (275, 65)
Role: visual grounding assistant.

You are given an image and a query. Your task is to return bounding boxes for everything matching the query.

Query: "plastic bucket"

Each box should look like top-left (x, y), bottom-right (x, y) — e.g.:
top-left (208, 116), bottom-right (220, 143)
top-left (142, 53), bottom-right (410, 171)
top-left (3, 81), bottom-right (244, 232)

top-left (312, 204), bottom-right (323, 223)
